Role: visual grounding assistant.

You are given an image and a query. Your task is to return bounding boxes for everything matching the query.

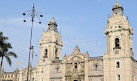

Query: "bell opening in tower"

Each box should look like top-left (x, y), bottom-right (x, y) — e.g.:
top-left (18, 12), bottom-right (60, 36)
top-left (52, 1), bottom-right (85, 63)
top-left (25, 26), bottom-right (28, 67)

top-left (114, 38), bottom-right (121, 50)
top-left (74, 63), bottom-right (77, 69)
top-left (43, 49), bottom-right (48, 58)
top-left (55, 49), bottom-right (59, 59)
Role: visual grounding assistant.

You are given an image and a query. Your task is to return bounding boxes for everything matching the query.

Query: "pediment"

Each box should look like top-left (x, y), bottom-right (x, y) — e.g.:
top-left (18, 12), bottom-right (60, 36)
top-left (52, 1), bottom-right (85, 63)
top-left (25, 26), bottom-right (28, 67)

top-left (69, 55), bottom-right (84, 61)
top-left (62, 53), bottom-right (89, 63)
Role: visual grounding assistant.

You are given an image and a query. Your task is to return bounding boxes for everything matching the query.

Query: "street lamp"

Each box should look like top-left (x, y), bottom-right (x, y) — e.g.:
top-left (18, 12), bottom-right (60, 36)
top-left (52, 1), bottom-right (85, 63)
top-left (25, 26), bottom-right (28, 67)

top-left (22, 4), bottom-right (43, 81)
top-left (30, 46), bottom-right (37, 81)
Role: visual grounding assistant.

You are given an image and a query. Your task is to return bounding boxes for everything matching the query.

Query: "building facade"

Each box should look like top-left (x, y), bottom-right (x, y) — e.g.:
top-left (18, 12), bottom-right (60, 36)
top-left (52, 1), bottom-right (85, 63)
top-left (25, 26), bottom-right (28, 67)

top-left (0, 1), bottom-right (137, 81)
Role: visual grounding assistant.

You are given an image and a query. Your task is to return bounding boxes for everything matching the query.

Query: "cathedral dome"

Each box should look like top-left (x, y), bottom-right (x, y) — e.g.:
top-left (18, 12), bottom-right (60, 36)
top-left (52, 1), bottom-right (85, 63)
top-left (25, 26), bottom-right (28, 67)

top-left (73, 45), bottom-right (80, 54)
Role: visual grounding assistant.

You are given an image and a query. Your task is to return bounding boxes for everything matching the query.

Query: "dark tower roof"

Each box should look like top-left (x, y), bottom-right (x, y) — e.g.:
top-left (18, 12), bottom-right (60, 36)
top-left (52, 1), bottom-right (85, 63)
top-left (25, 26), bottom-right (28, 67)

top-left (46, 17), bottom-right (58, 33)
top-left (112, 0), bottom-right (124, 10)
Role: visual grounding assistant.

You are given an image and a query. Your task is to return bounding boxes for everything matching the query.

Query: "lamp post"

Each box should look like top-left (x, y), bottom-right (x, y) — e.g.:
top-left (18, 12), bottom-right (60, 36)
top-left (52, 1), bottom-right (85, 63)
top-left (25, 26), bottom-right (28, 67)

top-left (30, 46), bottom-right (37, 81)
top-left (22, 4), bottom-right (43, 81)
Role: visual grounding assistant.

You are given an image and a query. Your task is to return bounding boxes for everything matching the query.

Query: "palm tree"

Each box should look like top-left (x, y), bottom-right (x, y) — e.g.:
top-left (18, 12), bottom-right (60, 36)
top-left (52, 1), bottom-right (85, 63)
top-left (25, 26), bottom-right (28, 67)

top-left (0, 31), bottom-right (17, 71)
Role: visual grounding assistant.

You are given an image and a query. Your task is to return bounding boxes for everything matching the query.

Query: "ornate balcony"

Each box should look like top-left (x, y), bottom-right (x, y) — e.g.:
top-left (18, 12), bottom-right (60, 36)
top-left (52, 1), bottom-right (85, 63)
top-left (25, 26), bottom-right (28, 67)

top-left (113, 47), bottom-right (121, 50)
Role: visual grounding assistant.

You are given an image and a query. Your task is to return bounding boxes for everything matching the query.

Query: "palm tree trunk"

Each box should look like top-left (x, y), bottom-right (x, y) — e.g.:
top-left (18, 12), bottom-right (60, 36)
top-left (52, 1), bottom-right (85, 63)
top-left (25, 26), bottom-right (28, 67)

top-left (0, 56), bottom-right (4, 71)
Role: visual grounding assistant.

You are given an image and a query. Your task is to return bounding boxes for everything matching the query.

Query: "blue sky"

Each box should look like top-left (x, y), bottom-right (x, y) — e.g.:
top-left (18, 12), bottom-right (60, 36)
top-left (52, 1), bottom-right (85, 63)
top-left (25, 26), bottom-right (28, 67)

top-left (0, 0), bottom-right (137, 72)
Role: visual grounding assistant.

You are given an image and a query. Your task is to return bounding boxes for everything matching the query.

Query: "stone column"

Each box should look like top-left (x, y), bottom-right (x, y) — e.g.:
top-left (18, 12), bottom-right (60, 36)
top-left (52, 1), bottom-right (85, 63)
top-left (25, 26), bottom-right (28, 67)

top-left (62, 63), bottom-right (66, 81)
top-left (85, 60), bottom-right (89, 81)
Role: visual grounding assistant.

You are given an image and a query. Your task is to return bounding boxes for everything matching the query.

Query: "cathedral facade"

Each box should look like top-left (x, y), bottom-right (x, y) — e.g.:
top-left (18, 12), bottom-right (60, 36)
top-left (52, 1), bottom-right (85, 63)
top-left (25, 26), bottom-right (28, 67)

top-left (0, 1), bottom-right (137, 81)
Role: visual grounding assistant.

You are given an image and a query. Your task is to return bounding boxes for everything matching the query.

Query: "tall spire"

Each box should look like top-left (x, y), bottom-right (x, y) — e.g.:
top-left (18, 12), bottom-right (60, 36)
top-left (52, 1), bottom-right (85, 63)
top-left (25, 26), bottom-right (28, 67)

top-left (51, 17), bottom-right (55, 23)
top-left (116, 0), bottom-right (120, 5)
top-left (112, 0), bottom-right (123, 10)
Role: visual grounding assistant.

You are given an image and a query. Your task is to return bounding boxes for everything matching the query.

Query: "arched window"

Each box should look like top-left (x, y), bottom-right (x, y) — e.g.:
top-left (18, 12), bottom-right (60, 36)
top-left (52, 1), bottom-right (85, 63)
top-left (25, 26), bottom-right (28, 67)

top-left (55, 49), bottom-right (58, 58)
top-left (116, 62), bottom-right (120, 68)
top-left (41, 68), bottom-right (44, 73)
top-left (56, 67), bottom-right (59, 73)
top-left (115, 38), bottom-right (121, 49)
top-left (45, 49), bottom-right (48, 58)
top-left (56, 66), bottom-right (60, 73)
top-left (95, 64), bottom-right (98, 70)
top-left (117, 74), bottom-right (120, 80)
top-left (74, 63), bottom-right (77, 69)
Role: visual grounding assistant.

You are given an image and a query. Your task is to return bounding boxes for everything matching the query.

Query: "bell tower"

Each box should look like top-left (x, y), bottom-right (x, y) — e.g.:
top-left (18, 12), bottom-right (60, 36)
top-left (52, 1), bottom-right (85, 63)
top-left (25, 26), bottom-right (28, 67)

top-left (37, 17), bottom-right (63, 81)
top-left (104, 1), bottom-right (137, 81)
top-left (40, 17), bottom-right (63, 60)
top-left (104, 0), bottom-right (134, 57)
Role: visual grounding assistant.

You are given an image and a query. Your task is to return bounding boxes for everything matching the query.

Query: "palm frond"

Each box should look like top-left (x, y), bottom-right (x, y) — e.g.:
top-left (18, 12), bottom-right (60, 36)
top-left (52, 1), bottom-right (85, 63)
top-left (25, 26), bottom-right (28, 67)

top-left (0, 31), bottom-right (16, 67)
top-left (5, 43), bottom-right (12, 49)
top-left (0, 33), bottom-right (8, 44)
top-left (8, 52), bottom-right (17, 58)
top-left (1, 43), bottom-right (12, 53)
top-left (5, 56), bottom-right (12, 66)
top-left (2, 37), bottom-right (8, 40)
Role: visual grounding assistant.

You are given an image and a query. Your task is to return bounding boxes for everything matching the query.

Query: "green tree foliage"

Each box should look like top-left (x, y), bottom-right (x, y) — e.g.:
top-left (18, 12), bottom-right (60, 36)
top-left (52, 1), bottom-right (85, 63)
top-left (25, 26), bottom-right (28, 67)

top-left (0, 31), bottom-right (17, 71)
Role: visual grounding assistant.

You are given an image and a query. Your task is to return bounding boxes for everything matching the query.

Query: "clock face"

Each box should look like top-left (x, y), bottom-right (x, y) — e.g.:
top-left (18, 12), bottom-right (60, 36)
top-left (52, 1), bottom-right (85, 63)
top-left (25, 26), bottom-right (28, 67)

top-left (115, 50), bottom-right (119, 54)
